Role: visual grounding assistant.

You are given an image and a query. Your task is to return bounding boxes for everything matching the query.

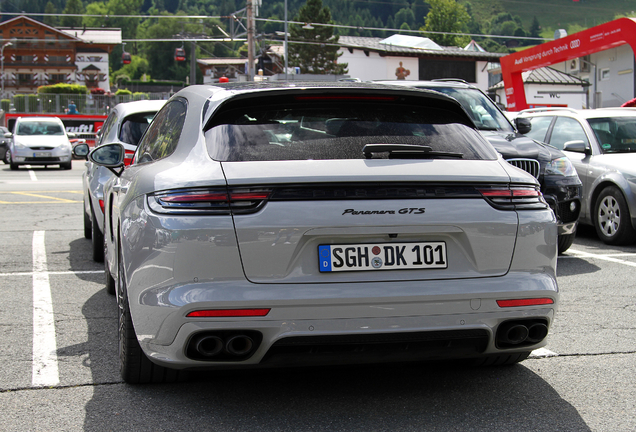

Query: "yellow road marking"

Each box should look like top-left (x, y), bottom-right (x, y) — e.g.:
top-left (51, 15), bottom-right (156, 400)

top-left (0, 190), bottom-right (82, 204)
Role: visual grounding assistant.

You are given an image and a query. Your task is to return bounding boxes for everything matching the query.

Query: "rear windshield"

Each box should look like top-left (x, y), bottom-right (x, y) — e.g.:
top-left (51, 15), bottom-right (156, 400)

top-left (16, 121), bottom-right (63, 136)
top-left (119, 112), bottom-right (156, 146)
top-left (205, 102), bottom-right (497, 161)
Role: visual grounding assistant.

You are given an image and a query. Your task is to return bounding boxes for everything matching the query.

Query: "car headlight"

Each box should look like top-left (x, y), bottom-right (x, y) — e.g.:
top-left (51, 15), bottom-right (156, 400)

top-left (545, 156), bottom-right (577, 176)
top-left (14, 140), bottom-right (27, 149)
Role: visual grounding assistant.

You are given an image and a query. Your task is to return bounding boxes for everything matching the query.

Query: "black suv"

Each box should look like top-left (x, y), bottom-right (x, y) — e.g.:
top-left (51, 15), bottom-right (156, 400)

top-left (377, 80), bottom-right (582, 253)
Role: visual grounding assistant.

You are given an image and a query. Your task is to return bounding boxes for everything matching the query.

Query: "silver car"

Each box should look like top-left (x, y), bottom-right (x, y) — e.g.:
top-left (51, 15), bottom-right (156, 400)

top-left (7, 116), bottom-right (74, 170)
top-left (76, 100), bottom-right (165, 265)
top-left (83, 83), bottom-right (559, 384)
top-left (518, 107), bottom-right (636, 245)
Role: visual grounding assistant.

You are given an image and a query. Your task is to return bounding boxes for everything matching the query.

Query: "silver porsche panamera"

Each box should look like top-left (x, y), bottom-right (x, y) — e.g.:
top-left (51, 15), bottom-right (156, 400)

top-left (79, 82), bottom-right (559, 384)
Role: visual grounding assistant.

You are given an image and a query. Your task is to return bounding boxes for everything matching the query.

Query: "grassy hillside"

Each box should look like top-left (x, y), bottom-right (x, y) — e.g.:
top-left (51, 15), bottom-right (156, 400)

top-left (466, 0), bottom-right (636, 35)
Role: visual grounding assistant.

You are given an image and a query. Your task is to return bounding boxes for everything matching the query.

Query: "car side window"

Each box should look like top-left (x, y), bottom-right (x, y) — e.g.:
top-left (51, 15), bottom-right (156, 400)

top-left (549, 117), bottom-right (589, 150)
top-left (135, 99), bottom-right (187, 165)
top-left (98, 112), bottom-right (118, 146)
top-left (524, 116), bottom-right (553, 142)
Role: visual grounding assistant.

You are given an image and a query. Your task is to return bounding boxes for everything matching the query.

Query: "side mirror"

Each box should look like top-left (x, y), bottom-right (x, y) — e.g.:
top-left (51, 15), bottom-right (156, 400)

top-left (4, 132), bottom-right (12, 138)
top-left (89, 143), bottom-right (126, 176)
top-left (73, 143), bottom-right (90, 160)
top-left (514, 117), bottom-right (532, 134)
top-left (563, 140), bottom-right (590, 154)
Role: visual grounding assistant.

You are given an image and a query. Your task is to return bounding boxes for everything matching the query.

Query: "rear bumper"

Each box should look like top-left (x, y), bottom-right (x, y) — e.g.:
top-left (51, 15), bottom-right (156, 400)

top-left (132, 272), bottom-right (558, 369)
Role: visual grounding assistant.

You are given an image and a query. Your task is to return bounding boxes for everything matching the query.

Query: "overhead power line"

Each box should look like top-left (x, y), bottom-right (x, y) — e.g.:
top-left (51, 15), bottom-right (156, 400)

top-left (0, 12), bottom-right (553, 42)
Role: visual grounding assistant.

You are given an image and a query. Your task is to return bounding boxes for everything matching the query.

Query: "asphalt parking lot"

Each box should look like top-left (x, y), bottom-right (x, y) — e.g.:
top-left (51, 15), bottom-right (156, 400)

top-left (0, 161), bottom-right (634, 431)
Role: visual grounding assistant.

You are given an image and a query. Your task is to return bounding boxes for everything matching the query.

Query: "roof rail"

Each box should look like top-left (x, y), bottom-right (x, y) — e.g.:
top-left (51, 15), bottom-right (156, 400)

top-left (432, 78), bottom-right (470, 84)
top-left (517, 107), bottom-right (578, 114)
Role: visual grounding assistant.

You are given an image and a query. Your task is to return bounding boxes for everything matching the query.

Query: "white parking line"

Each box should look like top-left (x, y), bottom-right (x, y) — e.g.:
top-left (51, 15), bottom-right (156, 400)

top-left (565, 249), bottom-right (636, 267)
top-left (28, 169), bottom-right (38, 181)
top-left (31, 231), bottom-right (59, 387)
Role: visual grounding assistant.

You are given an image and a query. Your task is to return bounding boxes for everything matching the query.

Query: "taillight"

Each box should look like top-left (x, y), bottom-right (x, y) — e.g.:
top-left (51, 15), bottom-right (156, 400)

top-left (98, 199), bottom-right (105, 214)
top-left (123, 150), bottom-right (135, 167)
top-left (148, 187), bottom-right (272, 215)
top-left (186, 308), bottom-right (271, 317)
top-left (477, 186), bottom-right (547, 210)
top-left (497, 298), bottom-right (554, 307)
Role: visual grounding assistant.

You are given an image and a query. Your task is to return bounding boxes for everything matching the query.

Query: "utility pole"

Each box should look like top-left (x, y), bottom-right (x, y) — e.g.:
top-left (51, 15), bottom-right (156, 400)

top-left (190, 40), bottom-right (196, 86)
top-left (247, 0), bottom-right (255, 81)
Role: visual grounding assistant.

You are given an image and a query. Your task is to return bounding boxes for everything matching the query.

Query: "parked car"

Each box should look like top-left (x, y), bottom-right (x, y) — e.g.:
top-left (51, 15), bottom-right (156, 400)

top-left (375, 80), bottom-right (583, 253)
top-left (0, 126), bottom-right (10, 164)
top-left (6, 116), bottom-right (74, 170)
top-left (517, 107), bottom-right (636, 245)
top-left (74, 100), bottom-right (166, 263)
top-left (77, 82), bottom-right (559, 384)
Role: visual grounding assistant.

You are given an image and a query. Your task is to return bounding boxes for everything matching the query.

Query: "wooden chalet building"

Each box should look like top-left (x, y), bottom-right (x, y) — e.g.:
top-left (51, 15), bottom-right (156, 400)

top-left (0, 15), bottom-right (121, 95)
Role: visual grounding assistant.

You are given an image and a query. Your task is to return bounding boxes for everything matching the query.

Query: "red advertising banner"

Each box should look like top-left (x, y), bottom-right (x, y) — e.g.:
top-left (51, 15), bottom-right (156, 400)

top-left (501, 17), bottom-right (636, 111)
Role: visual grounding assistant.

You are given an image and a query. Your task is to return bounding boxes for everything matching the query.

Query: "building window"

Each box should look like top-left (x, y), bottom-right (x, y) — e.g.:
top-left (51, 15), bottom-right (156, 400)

top-left (76, 56), bottom-right (85, 62)
top-left (419, 59), bottom-right (476, 83)
top-left (599, 68), bottom-right (610, 81)
top-left (49, 74), bottom-right (66, 84)
top-left (87, 56), bottom-right (103, 62)
top-left (48, 55), bottom-right (66, 64)
top-left (18, 73), bottom-right (33, 85)
top-left (16, 55), bottom-right (33, 63)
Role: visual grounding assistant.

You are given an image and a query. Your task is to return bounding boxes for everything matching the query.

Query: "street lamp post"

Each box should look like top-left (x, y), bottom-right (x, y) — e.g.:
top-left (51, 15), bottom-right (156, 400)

top-left (1, 41), bottom-right (13, 100)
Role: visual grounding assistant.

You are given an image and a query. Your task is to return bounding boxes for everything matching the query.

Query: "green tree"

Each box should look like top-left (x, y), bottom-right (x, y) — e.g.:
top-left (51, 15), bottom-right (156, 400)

top-left (288, 0), bottom-right (347, 75)
top-left (529, 16), bottom-right (541, 38)
top-left (43, 1), bottom-right (58, 27)
top-left (61, 0), bottom-right (84, 28)
top-left (421, 0), bottom-right (470, 47)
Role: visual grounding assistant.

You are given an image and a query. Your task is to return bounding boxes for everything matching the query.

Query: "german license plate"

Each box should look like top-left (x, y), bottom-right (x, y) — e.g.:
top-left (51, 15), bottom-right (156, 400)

top-left (318, 242), bottom-right (447, 272)
top-left (34, 152), bottom-right (52, 157)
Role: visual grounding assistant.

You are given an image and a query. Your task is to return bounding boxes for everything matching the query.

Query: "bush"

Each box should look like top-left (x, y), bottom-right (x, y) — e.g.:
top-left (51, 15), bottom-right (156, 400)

top-left (1, 99), bottom-right (9, 112)
top-left (115, 89), bottom-right (132, 95)
top-left (132, 92), bottom-right (149, 100)
top-left (37, 83), bottom-right (88, 95)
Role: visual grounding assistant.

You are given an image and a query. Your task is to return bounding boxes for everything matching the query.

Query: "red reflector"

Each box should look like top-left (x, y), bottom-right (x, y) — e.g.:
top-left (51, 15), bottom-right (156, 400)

top-left (295, 95), bottom-right (398, 102)
top-left (497, 298), bottom-right (554, 308)
top-left (98, 199), bottom-right (105, 214)
top-left (186, 308), bottom-right (271, 317)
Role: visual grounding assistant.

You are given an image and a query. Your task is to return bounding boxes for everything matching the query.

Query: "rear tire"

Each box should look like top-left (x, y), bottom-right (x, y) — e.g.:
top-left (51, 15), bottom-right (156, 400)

top-left (91, 207), bottom-right (104, 262)
top-left (118, 247), bottom-right (179, 384)
top-left (83, 206), bottom-right (92, 240)
top-left (557, 233), bottom-right (575, 254)
top-left (594, 186), bottom-right (636, 245)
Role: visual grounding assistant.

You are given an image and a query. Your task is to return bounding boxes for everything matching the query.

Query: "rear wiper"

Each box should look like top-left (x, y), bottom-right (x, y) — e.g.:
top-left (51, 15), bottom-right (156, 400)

top-left (362, 144), bottom-right (463, 159)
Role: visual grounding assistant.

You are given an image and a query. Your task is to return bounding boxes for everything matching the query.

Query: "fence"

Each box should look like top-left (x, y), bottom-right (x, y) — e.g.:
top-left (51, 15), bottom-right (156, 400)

top-left (0, 92), bottom-right (173, 116)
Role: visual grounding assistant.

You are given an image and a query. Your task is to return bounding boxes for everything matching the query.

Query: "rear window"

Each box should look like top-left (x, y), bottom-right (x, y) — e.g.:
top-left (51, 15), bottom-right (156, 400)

top-left (119, 112), bottom-right (157, 146)
top-left (205, 100), bottom-right (497, 161)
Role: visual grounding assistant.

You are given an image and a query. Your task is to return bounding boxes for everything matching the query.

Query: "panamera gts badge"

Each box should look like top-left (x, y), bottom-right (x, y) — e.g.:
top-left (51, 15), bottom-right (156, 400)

top-left (342, 208), bottom-right (425, 215)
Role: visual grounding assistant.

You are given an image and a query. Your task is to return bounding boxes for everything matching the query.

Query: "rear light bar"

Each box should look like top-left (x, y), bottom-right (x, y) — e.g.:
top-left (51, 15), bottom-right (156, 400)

top-left (186, 308), bottom-right (271, 317)
top-left (148, 187), bottom-right (272, 215)
top-left (477, 186), bottom-right (548, 210)
top-left (497, 298), bottom-right (554, 308)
